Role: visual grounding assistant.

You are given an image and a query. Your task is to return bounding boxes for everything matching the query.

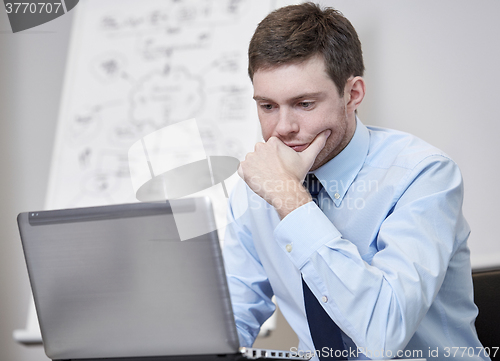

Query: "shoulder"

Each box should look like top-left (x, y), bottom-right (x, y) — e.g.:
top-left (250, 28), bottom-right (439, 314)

top-left (365, 125), bottom-right (456, 171)
top-left (362, 126), bottom-right (464, 207)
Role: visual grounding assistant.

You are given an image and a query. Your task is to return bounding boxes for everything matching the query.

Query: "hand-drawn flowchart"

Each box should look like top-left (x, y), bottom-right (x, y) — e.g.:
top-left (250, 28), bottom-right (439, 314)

top-left (46, 0), bottom-right (278, 212)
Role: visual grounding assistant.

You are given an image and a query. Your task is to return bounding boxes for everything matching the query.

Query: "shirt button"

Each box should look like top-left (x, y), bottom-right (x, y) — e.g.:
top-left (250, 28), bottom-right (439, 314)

top-left (321, 296), bottom-right (328, 303)
top-left (286, 244), bottom-right (293, 253)
top-left (334, 193), bottom-right (340, 199)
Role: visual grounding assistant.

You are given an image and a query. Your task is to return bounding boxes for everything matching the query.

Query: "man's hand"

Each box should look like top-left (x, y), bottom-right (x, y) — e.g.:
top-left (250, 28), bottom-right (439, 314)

top-left (238, 129), bottom-right (331, 218)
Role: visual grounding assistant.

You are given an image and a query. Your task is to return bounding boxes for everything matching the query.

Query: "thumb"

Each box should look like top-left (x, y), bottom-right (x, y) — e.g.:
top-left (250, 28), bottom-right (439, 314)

top-left (300, 129), bottom-right (331, 164)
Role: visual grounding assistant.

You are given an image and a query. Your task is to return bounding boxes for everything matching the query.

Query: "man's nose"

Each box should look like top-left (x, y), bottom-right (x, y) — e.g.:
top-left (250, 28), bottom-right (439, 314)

top-left (275, 107), bottom-right (299, 136)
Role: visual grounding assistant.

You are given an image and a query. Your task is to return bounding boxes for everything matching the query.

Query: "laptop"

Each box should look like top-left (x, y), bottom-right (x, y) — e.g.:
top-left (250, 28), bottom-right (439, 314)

top-left (17, 197), bottom-right (309, 361)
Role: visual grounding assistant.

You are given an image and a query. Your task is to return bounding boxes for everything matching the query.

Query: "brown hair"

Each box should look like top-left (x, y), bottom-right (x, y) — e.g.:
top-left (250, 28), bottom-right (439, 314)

top-left (248, 2), bottom-right (364, 95)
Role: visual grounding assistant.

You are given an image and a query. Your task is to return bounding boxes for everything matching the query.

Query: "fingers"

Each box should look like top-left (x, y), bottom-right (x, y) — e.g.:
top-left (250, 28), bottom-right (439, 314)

top-left (266, 136), bottom-right (287, 150)
top-left (301, 129), bottom-right (331, 164)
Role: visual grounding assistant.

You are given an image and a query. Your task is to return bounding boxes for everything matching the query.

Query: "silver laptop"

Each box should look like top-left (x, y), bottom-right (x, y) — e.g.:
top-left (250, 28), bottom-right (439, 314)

top-left (18, 197), bottom-right (308, 361)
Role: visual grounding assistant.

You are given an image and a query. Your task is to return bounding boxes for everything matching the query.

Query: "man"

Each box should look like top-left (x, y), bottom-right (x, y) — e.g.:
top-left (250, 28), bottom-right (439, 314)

top-left (223, 3), bottom-right (486, 360)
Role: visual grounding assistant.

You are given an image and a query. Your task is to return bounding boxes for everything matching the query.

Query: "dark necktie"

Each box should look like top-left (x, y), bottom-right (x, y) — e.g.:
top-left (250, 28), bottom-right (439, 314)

top-left (304, 173), bottom-right (323, 205)
top-left (302, 174), bottom-right (346, 360)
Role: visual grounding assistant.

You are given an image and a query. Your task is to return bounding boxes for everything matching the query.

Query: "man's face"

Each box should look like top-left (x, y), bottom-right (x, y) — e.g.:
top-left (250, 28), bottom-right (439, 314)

top-left (252, 55), bottom-right (356, 170)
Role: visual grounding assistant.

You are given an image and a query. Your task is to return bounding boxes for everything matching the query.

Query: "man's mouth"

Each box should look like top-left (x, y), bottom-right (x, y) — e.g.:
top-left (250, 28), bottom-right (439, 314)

top-left (286, 143), bottom-right (308, 152)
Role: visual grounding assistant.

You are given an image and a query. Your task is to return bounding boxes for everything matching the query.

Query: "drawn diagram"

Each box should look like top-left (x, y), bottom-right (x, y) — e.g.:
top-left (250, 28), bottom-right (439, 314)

top-left (46, 0), bottom-right (278, 215)
top-left (130, 67), bottom-right (204, 128)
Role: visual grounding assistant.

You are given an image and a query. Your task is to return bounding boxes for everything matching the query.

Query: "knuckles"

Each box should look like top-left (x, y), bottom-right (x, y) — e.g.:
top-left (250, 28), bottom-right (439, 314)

top-left (266, 137), bottom-right (281, 148)
top-left (254, 142), bottom-right (265, 151)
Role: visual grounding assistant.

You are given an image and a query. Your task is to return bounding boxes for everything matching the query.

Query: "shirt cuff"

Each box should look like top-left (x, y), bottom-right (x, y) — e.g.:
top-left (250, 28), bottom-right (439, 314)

top-left (273, 201), bottom-right (342, 269)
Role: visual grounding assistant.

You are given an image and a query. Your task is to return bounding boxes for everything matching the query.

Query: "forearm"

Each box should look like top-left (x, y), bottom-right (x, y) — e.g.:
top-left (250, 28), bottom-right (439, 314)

top-left (223, 187), bottom-right (276, 346)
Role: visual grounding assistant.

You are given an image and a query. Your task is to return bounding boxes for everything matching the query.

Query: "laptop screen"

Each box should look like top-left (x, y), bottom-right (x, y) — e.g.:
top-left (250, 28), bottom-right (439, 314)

top-left (18, 198), bottom-right (239, 360)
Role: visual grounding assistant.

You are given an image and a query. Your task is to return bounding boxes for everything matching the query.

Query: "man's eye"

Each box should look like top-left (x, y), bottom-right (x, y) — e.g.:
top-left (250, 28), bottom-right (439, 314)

top-left (261, 104), bottom-right (274, 110)
top-left (299, 102), bottom-right (314, 108)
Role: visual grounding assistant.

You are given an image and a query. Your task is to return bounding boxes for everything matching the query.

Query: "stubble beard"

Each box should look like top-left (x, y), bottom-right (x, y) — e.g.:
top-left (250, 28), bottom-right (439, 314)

top-left (309, 105), bottom-right (353, 171)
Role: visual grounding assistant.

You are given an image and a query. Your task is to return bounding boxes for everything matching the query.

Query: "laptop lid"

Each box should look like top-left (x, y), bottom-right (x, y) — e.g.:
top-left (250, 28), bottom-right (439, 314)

top-left (18, 197), bottom-right (240, 360)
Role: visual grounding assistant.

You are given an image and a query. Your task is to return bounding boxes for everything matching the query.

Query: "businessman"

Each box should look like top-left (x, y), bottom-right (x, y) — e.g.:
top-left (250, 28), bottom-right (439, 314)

top-left (223, 3), bottom-right (487, 360)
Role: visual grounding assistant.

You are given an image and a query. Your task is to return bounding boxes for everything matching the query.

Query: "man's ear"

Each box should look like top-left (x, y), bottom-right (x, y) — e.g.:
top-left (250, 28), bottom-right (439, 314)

top-left (344, 76), bottom-right (365, 114)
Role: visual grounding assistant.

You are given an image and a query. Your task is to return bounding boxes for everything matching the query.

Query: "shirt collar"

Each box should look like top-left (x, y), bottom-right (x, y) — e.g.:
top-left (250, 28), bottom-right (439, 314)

top-left (313, 117), bottom-right (370, 207)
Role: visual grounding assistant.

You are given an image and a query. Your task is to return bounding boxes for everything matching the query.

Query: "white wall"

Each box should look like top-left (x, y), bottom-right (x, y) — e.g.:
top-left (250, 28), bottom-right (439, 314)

top-left (1, 1), bottom-right (499, 359)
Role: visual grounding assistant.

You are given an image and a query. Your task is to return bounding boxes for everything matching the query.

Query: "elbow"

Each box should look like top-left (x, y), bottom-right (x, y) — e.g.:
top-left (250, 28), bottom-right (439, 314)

top-left (354, 309), bottom-right (415, 359)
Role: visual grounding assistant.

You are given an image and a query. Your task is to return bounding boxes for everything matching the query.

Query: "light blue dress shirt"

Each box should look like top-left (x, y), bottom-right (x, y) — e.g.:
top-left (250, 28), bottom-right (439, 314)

top-left (223, 119), bottom-right (488, 360)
